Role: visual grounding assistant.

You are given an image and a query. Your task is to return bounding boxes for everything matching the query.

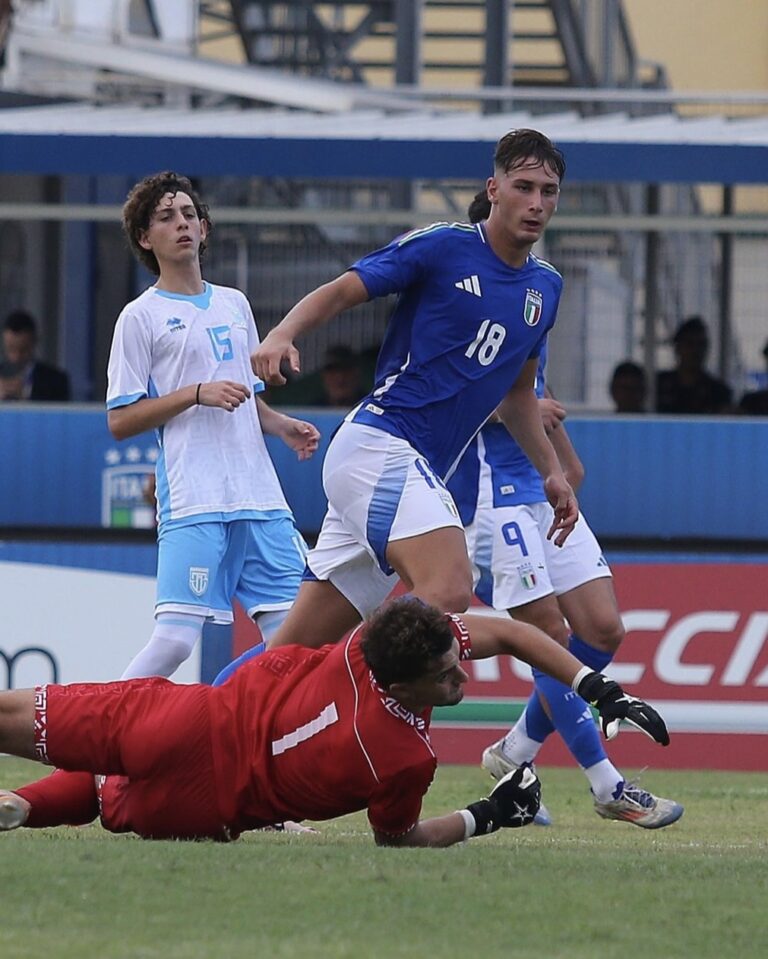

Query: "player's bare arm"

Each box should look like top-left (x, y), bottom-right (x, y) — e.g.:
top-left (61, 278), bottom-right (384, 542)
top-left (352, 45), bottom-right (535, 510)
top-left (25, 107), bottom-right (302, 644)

top-left (540, 385), bottom-right (584, 489)
top-left (548, 419), bottom-right (585, 491)
top-left (462, 611), bottom-right (669, 746)
top-left (107, 381), bottom-right (251, 441)
top-left (497, 360), bottom-right (578, 545)
top-left (252, 271), bottom-right (369, 385)
top-left (538, 395), bottom-right (566, 433)
top-left (255, 396), bottom-right (320, 461)
top-left (374, 767), bottom-right (543, 847)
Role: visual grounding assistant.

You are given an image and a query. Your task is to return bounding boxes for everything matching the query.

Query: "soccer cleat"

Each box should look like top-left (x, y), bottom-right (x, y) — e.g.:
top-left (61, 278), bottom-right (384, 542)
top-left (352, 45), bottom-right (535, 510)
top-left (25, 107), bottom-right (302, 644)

top-left (594, 781), bottom-right (684, 829)
top-left (481, 741), bottom-right (552, 826)
top-left (0, 791), bottom-right (30, 831)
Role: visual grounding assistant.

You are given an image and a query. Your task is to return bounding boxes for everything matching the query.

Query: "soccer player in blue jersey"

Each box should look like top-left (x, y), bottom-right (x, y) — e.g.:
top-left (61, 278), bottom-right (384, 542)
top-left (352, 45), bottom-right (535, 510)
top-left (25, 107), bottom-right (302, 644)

top-left (106, 172), bottom-right (320, 678)
top-left (251, 129), bottom-right (578, 651)
top-left (444, 190), bottom-right (683, 830)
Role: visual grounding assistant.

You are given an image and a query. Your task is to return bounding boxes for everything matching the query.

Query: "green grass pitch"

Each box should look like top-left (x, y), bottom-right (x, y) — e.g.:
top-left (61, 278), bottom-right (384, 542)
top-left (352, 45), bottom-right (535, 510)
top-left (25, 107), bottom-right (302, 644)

top-left (1, 758), bottom-right (766, 959)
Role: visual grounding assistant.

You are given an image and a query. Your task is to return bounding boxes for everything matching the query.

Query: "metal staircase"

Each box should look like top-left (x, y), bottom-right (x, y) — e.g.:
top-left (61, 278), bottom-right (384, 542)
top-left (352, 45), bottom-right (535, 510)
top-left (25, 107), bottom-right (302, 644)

top-left (211, 1), bottom-right (664, 94)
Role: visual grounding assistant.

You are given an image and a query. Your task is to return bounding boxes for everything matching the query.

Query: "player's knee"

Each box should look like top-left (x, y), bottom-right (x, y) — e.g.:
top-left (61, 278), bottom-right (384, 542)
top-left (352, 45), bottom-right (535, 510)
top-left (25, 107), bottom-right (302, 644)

top-left (588, 616), bottom-right (625, 654)
top-left (546, 617), bottom-right (571, 647)
top-left (417, 578), bottom-right (473, 613)
top-left (518, 608), bottom-right (570, 647)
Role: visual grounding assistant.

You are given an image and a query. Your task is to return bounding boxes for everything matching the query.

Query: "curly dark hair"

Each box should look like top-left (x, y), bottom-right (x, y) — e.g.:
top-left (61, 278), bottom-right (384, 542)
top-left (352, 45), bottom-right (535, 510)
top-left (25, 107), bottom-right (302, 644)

top-left (122, 171), bottom-right (211, 275)
top-left (494, 129), bottom-right (566, 181)
top-left (360, 597), bottom-right (455, 690)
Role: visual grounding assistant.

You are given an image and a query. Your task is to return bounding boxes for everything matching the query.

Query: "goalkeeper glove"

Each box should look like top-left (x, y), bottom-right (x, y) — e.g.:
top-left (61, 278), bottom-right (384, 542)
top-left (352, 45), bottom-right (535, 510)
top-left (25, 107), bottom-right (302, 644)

top-left (462, 766), bottom-right (541, 837)
top-left (573, 667), bottom-right (670, 746)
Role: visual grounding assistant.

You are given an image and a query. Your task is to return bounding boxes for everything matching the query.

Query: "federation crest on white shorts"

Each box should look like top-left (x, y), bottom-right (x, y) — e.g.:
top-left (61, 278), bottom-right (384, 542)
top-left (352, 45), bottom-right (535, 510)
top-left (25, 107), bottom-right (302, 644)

top-left (189, 566), bottom-right (209, 596)
top-left (518, 562), bottom-right (538, 590)
top-left (523, 289), bottom-right (543, 327)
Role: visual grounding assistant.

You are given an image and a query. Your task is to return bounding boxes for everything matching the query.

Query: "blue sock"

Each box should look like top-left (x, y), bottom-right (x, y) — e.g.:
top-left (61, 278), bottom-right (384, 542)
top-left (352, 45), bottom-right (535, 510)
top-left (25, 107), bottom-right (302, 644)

top-left (519, 633), bottom-right (614, 744)
top-left (212, 641), bottom-right (266, 686)
top-left (532, 633), bottom-right (618, 768)
top-left (568, 633), bottom-right (614, 673)
top-left (515, 633), bottom-right (617, 755)
top-left (532, 666), bottom-right (607, 769)
top-left (521, 691), bottom-right (555, 742)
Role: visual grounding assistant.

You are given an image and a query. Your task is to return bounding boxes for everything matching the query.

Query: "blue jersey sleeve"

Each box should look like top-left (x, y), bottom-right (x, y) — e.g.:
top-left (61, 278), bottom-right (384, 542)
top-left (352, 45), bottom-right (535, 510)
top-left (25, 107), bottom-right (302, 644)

top-left (350, 226), bottom-right (442, 299)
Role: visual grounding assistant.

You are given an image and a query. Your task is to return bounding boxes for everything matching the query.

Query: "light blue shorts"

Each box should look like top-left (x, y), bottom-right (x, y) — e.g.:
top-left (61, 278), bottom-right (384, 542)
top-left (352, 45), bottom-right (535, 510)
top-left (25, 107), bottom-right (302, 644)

top-left (155, 515), bottom-right (307, 624)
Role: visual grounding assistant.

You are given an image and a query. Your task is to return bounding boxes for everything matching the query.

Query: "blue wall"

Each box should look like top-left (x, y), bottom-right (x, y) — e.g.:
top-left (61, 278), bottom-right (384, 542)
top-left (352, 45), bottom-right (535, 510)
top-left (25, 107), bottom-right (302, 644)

top-left (1, 405), bottom-right (766, 541)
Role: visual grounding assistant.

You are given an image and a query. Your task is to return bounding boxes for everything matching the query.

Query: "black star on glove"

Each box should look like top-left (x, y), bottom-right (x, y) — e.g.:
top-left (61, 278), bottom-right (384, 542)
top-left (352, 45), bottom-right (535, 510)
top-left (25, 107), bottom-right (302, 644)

top-left (464, 765), bottom-right (542, 835)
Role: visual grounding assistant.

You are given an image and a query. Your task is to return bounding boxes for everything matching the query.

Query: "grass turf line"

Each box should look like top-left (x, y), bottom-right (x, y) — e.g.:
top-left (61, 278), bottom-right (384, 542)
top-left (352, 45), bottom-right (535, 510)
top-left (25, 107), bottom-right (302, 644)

top-left (1, 758), bottom-right (766, 959)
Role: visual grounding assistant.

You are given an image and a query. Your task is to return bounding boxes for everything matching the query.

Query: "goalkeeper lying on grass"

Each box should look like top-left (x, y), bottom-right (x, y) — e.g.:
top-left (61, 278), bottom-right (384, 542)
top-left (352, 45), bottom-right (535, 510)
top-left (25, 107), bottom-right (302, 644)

top-left (0, 597), bottom-right (669, 846)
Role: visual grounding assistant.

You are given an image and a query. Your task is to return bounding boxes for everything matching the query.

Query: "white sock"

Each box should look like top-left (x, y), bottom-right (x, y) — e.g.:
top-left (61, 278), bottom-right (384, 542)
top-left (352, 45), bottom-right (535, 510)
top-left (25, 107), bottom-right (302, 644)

top-left (120, 613), bottom-right (205, 679)
top-left (253, 608), bottom-right (290, 645)
top-left (500, 717), bottom-right (542, 767)
top-left (584, 758), bottom-right (624, 803)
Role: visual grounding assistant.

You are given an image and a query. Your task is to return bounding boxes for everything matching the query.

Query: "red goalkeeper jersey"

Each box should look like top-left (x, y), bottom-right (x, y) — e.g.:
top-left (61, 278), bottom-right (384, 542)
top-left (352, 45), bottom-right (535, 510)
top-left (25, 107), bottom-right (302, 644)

top-left (209, 618), bottom-right (472, 837)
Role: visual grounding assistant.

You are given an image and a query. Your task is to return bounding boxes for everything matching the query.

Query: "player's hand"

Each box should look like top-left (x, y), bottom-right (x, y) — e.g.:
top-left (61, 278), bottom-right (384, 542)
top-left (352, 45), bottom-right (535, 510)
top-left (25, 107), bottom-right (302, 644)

top-left (279, 417), bottom-right (321, 461)
top-left (252, 330), bottom-right (300, 386)
top-left (575, 670), bottom-right (670, 746)
top-left (543, 473), bottom-right (578, 547)
top-left (197, 380), bottom-right (251, 412)
top-left (464, 766), bottom-right (541, 835)
top-left (538, 397), bottom-right (566, 434)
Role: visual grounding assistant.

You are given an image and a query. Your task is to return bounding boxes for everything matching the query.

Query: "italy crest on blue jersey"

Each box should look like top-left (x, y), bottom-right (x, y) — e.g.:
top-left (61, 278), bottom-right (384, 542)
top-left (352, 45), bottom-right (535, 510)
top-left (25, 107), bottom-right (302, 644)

top-left (349, 221), bottom-right (563, 480)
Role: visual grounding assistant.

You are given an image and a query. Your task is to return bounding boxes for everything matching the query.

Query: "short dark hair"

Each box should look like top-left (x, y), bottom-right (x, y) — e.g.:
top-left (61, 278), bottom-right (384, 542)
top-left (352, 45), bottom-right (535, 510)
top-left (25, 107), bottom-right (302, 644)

top-left (122, 171), bottom-right (211, 275)
top-left (360, 598), bottom-right (455, 689)
top-left (672, 316), bottom-right (708, 345)
top-left (467, 188), bottom-right (491, 224)
top-left (3, 310), bottom-right (37, 337)
top-left (611, 360), bottom-right (645, 386)
top-left (494, 129), bottom-right (566, 181)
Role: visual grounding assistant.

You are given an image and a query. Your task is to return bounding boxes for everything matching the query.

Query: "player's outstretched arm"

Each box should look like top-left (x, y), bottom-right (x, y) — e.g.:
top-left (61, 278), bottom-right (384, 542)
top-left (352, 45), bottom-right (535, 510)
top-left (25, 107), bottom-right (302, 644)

top-left (462, 613), bottom-right (671, 746)
top-left (374, 767), bottom-right (542, 848)
top-left (252, 271), bottom-right (369, 386)
top-left (572, 667), bottom-right (670, 746)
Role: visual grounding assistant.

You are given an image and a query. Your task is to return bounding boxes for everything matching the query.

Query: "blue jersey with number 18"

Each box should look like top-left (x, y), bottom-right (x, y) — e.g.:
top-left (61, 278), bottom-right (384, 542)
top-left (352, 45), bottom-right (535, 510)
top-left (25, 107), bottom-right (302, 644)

top-left (349, 221), bottom-right (562, 480)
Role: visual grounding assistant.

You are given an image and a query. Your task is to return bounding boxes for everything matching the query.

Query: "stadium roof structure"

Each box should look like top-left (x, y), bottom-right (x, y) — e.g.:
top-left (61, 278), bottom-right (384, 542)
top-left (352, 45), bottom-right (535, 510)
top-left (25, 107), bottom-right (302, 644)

top-left (1, 102), bottom-right (768, 184)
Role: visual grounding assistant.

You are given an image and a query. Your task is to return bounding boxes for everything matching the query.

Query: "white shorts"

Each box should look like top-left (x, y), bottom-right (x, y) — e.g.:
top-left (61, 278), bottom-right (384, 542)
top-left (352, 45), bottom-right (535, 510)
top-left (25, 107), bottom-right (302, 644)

top-left (465, 500), bottom-right (611, 611)
top-left (306, 422), bottom-right (463, 617)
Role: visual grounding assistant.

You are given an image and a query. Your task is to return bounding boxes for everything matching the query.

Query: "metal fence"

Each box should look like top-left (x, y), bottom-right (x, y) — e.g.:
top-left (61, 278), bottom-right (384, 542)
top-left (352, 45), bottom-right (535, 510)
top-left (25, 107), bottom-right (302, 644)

top-left (1, 174), bottom-right (767, 409)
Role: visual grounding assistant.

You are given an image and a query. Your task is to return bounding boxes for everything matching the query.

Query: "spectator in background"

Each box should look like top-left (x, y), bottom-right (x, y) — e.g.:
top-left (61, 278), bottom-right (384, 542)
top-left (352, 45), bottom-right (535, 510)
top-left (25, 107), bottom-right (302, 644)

top-left (609, 360), bottom-right (647, 413)
top-left (316, 344), bottom-right (367, 407)
top-left (265, 344), bottom-right (370, 408)
top-left (738, 338), bottom-right (768, 415)
top-left (0, 311), bottom-right (70, 402)
top-left (655, 316), bottom-right (732, 414)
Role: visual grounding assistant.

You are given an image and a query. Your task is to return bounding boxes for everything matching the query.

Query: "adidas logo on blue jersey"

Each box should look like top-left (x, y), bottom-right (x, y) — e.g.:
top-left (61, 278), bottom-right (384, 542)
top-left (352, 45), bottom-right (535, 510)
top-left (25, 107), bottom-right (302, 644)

top-left (455, 275), bottom-right (482, 297)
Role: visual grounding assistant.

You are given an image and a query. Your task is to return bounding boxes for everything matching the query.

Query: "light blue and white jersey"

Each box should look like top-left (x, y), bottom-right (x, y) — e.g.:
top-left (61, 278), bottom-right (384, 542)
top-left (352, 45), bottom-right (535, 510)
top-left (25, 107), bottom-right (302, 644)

top-left (447, 344), bottom-right (549, 526)
top-left (348, 222), bottom-right (562, 480)
top-left (106, 282), bottom-right (290, 530)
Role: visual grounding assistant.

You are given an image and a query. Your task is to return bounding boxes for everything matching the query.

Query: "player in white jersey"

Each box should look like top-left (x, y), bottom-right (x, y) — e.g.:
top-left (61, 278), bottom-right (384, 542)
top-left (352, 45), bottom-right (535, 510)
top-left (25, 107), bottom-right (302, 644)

top-left (249, 130), bottom-right (578, 658)
top-left (106, 172), bottom-right (320, 678)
